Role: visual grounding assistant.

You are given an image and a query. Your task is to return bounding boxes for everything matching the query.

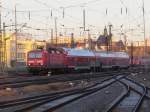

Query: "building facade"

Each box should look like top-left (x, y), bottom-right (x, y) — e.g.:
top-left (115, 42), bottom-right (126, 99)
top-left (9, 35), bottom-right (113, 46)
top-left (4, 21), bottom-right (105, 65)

top-left (5, 33), bottom-right (46, 67)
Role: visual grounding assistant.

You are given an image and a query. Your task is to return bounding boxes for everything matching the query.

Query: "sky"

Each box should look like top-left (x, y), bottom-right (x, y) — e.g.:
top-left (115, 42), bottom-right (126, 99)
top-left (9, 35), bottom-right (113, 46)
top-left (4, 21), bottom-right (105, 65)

top-left (2, 0), bottom-right (150, 42)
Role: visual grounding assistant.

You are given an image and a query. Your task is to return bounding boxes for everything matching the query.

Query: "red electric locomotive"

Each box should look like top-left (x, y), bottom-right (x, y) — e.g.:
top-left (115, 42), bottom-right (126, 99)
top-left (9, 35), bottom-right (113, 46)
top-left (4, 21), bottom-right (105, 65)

top-left (27, 48), bottom-right (67, 73)
top-left (27, 47), bottom-right (130, 74)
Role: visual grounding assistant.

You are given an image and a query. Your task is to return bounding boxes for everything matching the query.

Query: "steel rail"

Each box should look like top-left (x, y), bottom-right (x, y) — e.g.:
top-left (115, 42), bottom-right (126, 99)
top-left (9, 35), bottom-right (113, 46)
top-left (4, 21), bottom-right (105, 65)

top-left (104, 77), bottom-right (130, 112)
top-left (132, 85), bottom-right (147, 112)
top-left (104, 76), bottom-right (148, 112)
top-left (0, 75), bottom-right (122, 112)
top-left (0, 70), bottom-right (131, 89)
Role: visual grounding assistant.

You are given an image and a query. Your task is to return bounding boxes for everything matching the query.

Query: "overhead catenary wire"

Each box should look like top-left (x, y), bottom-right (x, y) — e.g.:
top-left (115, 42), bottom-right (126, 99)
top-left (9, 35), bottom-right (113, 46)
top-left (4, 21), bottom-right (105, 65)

top-left (62, 0), bottom-right (103, 8)
top-left (2, 0), bottom-right (139, 31)
top-left (33, 0), bottom-right (105, 30)
top-left (2, 0), bottom-right (149, 41)
top-left (2, 6), bottom-right (84, 35)
top-left (34, 0), bottom-right (141, 38)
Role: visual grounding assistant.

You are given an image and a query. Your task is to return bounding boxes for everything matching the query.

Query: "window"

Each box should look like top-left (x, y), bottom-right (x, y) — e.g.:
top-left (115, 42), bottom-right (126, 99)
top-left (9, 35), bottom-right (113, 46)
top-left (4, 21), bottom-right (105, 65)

top-left (17, 53), bottom-right (24, 59)
top-left (17, 44), bottom-right (25, 49)
top-left (36, 53), bottom-right (42, 58)
top-left (29, 53), bottom-right (35, 58)
top-left (32, 45), bottom-right (36, 49)
top-left (11, 52), bottom-right (15, 58)
top-left (28, 52), bottom-right (42, 58)
top-left (51, 50), bottom-right (55, 54)
top-left (56, 51), bottom-right (60, 54)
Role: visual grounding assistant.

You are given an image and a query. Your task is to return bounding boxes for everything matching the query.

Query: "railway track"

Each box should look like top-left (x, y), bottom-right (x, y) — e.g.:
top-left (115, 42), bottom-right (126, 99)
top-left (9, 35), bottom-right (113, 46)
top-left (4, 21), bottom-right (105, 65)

top-left (50, 76), bottom-right (150, 112)
top-left (0, 75), bottom-right (123, 112)
top-left (0, 67), bottom-right (148, 112)
top-left (0, 69), bottom-right (135, 89)
top-left (0, 75), bottom-right (148, 112)
top-left (1, 72), bottom-right (149, 112)
top-left (106, 77), bottom-right (149, 112)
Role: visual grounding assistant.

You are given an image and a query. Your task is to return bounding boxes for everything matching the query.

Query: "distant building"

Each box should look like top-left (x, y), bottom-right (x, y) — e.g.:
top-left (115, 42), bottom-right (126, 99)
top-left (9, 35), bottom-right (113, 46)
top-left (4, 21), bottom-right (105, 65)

top-left (49, 36), bottom-right (86, 48)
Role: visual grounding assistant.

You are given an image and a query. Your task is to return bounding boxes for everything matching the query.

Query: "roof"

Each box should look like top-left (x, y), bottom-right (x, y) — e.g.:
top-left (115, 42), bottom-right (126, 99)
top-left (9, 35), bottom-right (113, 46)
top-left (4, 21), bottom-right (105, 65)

top-left (63, 48), bottom-right (95, 57)
top-left (28, 49), bottom-right (47, 53)
top-left (95, 51), bottom-right (129, 58)
top-left (63, 48), bottom-right (129, 58)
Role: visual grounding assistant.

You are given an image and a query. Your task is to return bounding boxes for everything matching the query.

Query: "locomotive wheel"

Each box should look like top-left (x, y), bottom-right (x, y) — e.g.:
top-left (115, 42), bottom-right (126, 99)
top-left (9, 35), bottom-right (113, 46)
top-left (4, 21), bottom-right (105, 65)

top-left (64, 68), bottom-right (69, 73)
top-left (27, 68), bottom-right (39, 75)
top-left (90, 67), bottom-right (96, 73)
top-left (39, 70), bottom-right (49, 75)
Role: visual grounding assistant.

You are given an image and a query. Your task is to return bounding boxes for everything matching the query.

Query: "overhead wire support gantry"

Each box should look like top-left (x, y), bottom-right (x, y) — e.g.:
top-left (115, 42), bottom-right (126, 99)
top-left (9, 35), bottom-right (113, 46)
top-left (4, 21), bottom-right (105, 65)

top-left (142, 0), bottom-right (146, 56)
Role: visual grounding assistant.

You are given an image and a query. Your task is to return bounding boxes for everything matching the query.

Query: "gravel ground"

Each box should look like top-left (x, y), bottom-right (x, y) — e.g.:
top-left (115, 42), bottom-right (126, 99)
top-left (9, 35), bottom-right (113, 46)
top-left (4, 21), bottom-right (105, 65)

top-left (2, 67), bottom-right (150, 112)
top-left (0, 73), bottom-right (112, 102)
top-left (139, 99), bottom-right (150, 112)
top-left (0, 79), bottom-right (101, 103)
top-left (128, 67), bottom-right (150, 112)
top-left (53, 82), bottom-right (126, 112)
top-left (128, 68), bottom-right (150, 87)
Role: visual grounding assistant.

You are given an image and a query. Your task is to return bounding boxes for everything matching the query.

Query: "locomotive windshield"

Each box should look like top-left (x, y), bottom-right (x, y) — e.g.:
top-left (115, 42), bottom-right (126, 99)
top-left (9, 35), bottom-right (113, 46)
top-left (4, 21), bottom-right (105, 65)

top-left (36, 53), bottom-right (42, 58)
top-left (28, 52), bottom-right (42, 58)
top-left (29, 53), bottom-right (35, 58)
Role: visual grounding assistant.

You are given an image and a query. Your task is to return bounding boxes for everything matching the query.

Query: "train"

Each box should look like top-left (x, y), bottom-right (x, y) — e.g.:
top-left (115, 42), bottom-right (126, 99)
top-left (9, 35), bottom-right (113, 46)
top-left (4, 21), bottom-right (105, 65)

top-left (27, 47), bottom-right (130, 74)
top-left (131, 56), bottom-right (150, 67)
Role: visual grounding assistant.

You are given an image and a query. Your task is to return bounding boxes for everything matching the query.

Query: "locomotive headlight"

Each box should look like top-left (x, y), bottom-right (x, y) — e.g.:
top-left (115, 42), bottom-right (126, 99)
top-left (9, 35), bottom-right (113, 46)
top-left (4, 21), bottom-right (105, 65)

top-left (28, 63), bottom-right (31, 66)
top-left (40, 62), bottom-right (43, 65)
top-left (37, 60), bottom-right (43, 65)
top-left (38, 62), bottom-right (43, 65)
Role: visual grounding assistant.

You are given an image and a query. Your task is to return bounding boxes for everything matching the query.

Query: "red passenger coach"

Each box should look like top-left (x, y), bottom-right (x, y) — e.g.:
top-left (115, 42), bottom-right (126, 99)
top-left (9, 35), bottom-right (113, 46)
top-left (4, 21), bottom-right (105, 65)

top-left (137, 56), bottom-right (150, 67)
top-left (95, 51), bottom-right (130, 69)
top-left (131, 56), bottom-right (150, 67)
top-left (63, 48), bottom-right (95, 71)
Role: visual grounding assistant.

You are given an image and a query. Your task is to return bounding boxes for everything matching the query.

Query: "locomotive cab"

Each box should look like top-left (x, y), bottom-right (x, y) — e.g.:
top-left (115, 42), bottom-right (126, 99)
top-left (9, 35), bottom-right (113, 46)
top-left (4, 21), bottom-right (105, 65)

top-left (27, 47), bottom-right (67, 74)
top-left (27, 50), bottom-right (48, 73)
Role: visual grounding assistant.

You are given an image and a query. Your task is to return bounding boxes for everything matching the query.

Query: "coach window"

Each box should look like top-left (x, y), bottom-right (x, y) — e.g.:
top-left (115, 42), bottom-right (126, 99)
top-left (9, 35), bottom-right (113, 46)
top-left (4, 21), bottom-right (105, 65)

top-left (51, 50), bottom-right (55, 54)
top-left (70, 58), bottom-right (74, 64)
top-left (56, 51), bottom-right (60, 54)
